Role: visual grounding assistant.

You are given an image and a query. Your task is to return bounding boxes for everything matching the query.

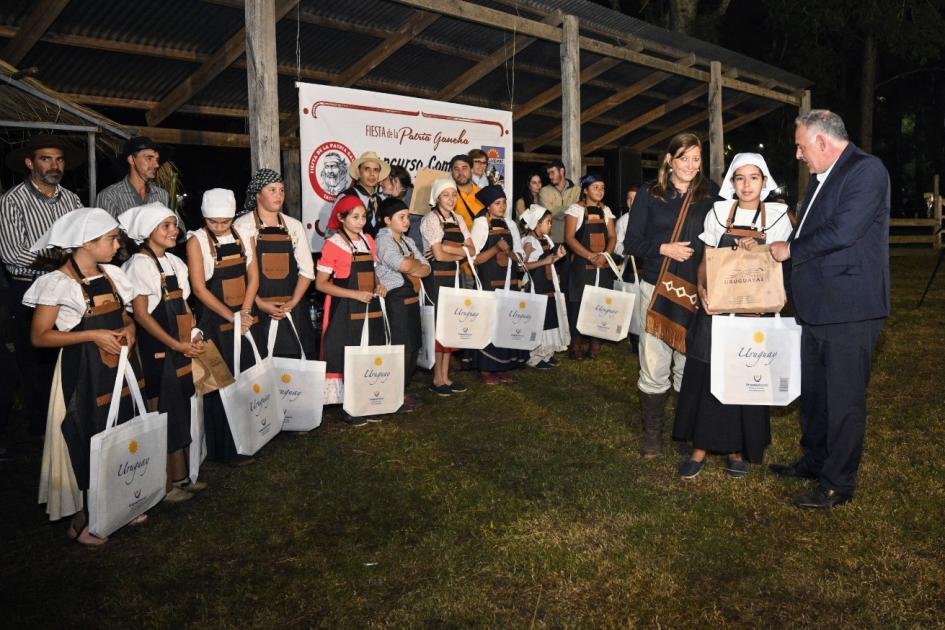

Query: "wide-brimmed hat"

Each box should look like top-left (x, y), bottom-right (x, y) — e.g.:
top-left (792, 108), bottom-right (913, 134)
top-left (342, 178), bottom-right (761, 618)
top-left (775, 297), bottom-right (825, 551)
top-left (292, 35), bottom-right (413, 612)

top-left (348, 151), bottom-right (391, 181)
top-left (4, 134), bottom-right (86, 173)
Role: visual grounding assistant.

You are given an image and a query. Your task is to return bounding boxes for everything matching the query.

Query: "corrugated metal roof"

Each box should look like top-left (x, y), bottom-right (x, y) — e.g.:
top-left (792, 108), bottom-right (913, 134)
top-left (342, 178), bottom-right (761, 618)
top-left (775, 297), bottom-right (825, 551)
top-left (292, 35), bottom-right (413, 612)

top-left (0, 0), bottom-right (808, 155)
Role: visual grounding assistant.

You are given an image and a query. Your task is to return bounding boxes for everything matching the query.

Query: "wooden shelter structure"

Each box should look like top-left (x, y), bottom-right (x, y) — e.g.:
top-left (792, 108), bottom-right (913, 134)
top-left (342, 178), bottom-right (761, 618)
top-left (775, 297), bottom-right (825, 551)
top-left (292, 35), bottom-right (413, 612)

top-left (0, 0), bottom-right (813, 212)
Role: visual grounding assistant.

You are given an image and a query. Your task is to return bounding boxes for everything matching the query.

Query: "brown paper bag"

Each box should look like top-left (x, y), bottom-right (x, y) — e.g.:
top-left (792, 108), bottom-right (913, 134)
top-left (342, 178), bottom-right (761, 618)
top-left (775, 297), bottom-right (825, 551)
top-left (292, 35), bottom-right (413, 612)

top-left (705, 245), bottom-right (786, 314)
top-left (192, 339), bottom-right (235, 395)
top-left (409, 168), bottom-right (450, 217)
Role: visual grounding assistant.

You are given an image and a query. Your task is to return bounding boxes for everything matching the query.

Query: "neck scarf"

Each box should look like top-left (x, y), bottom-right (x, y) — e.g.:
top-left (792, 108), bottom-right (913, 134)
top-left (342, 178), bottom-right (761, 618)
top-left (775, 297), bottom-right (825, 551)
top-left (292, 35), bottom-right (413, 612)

top-left (645, 190), bottom-right (701, 353)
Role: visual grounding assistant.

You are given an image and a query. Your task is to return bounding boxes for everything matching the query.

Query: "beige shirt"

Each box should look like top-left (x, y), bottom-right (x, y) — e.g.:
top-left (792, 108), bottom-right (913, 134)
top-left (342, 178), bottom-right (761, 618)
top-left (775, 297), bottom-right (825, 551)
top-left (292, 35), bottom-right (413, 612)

top-left (538, 181), bottom-right (581, 242)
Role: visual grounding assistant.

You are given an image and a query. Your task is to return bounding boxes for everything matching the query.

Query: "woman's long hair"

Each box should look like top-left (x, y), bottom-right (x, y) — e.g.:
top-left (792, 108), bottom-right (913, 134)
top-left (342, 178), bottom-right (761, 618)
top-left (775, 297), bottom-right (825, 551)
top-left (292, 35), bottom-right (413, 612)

top-left (650, 132), bottom-right (708, 202)
top-left (518, 171), bottom-right (542, 207)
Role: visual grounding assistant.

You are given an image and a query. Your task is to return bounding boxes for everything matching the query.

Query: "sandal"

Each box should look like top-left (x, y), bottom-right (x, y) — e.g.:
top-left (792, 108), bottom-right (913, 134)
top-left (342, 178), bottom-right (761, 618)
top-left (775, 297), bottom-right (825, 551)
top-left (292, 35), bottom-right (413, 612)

top-left (74, 526), bottom-right (108, 547)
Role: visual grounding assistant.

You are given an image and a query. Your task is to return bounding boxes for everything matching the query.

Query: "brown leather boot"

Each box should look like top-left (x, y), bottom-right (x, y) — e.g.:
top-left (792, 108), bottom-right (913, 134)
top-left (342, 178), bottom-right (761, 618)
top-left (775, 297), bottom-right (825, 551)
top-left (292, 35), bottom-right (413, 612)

top-left (638, 391), bottom-right (670, 457)
top-left (568, 334), bottom-right (585, 360)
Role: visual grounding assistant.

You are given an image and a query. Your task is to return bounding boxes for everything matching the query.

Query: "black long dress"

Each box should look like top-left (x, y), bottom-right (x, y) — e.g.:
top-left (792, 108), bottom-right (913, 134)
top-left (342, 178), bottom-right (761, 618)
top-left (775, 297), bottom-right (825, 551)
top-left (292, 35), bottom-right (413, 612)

top-left (672, 202), bottom-right (772, 463)
top-left (471, 217), bottom-right (528, 372)
top-left (566, 205), bottom-right (615, 338)
top-left (134, 247), bottom-right (195, 454)
top-left (193, 228), bottom-right (256, 463)
top-left (60, 261), bottom-right (141, 490)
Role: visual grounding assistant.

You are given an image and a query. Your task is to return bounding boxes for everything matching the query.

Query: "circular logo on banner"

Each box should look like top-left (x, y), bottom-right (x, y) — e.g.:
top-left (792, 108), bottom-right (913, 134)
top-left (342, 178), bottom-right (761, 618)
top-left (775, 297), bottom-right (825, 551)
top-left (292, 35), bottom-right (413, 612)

top-left (308, 142), bottom-right (356, 202)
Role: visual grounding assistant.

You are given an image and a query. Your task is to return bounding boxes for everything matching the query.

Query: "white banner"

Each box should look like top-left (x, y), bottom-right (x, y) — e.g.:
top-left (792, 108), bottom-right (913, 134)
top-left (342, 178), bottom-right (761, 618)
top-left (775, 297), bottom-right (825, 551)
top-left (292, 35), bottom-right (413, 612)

top-left (298, 83), bottom-right (513, 251)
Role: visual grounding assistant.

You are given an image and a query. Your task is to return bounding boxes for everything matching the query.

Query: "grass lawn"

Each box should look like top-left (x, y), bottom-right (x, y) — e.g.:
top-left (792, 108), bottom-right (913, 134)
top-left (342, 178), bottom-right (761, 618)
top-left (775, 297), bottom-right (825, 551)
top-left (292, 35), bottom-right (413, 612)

top-left (2, 258), bottom-right (944, 628)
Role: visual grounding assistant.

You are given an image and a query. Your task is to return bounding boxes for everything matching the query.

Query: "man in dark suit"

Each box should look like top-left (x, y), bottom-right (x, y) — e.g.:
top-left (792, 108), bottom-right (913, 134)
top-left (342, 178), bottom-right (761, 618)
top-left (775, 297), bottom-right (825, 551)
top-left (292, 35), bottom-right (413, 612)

top-left (768, 110), bottom-right (890, 509)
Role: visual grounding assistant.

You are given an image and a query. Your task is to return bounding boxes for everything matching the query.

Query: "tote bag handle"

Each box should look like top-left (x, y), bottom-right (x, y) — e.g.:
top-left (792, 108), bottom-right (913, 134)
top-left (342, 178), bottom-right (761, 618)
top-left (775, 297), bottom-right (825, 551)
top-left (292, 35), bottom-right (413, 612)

top-left (232, 311), bottom-right (264, 375)
top-left (267, 311), bottom-right (307, 362)
top-left (105, 345), bottom-right (148, 431)
top-left (358, 296), bottom-right (392, 348)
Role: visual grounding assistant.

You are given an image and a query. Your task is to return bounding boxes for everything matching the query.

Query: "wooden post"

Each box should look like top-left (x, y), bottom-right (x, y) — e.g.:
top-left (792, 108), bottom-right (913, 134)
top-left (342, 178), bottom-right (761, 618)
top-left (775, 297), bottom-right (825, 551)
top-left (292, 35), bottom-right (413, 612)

top-left (245, 0), bottom-right (281, 172)
top-left (797, 89), bottom-right (812, 205)
top-left (708, 61), bottom-right (724, 186)
top-left (282, 148), bottom-right (302, 221)
top-left (560, 15), bottom-right (580, 181)
top-left (86, 131), bottom-right (96, 205)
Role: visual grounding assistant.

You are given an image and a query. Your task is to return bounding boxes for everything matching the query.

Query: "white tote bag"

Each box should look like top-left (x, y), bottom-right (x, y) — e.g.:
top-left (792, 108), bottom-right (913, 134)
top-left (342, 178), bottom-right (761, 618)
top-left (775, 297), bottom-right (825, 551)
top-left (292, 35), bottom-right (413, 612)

top-left (417, 286), bottom-right (436, 369)
top-left (576, 253), bottom-right (635, 342)
top-left (88, 346), bottom-right (167, 538)
top-left (547, 246), bottom-right (570, 349)
top-left (492, 261), bottom-right (547, 350)
top-left (614, 255), bottom-right (643, 336)
top-left (435, 253), bottom-right (497, 350)
top-left (344, 299), bottom-right (405, 417)
top-left (267, 314), bottom-right (326, 432)
top-left (710, 314), bottom-right (802, 406)
top-left (220, 312), bottom-right (283, 455)
top-left (188, 394), bottom-right (206, 484)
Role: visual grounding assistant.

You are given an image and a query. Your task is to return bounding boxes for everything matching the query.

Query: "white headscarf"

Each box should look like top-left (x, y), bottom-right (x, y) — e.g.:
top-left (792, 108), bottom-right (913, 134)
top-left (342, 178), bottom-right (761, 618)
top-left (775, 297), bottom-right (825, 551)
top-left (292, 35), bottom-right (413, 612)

top-left (520, 204), bottom-right (549, 231)
top-left (201, 188), bottom-right (236, 218)
top-left (118, 202), bottom-right (178, 243)
top-left (718, 152), bottom-right (779, 201)
top-left (30, 208), bottom-right (119, 252)
top-left (429, 178), bottom-right (458, 206)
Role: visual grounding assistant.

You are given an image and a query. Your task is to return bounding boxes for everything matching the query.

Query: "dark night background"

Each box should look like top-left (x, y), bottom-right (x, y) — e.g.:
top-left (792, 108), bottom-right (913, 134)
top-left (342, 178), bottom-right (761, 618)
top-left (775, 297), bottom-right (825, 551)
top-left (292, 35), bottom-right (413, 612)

top-left (593, 0), bottom-right (945, 215)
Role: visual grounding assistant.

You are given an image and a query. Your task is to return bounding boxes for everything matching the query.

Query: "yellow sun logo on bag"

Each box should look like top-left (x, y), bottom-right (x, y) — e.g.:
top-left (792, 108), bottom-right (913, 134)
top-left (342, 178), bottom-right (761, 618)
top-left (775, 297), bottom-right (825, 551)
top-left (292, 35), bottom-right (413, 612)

top-left (374, 357), bottom-right (383, 366)
top-left (128, 440), bottom-right (138, 454)
top-left (754, 331), bottom-right (765, 343)
top-left (281, 374), bottom-right (292, 383)
top-left (253, 383), bottom-right (261, 393)
top-left (464, 298), bottom-right (473, 307)
top-left (519, 301), bottom-right (527, 309)
top-left (605, 297), bottom-right (613, 305)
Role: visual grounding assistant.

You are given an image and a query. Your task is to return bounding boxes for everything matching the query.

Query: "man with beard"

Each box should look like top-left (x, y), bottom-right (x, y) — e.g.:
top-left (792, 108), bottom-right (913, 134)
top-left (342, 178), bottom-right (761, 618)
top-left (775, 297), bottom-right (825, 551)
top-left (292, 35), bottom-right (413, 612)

top-left (539, 159), bottom-right (581, 242)
top-left (319, 152), bottom-right (349, 197)
top-left (0, 134), bottom-right (83, 440)
top-left (96, 136), bottom-right (169, 218)
top-left (449, 154), bottom-right (483, 229)
top-left (334, 151), bottom-right (389, 237)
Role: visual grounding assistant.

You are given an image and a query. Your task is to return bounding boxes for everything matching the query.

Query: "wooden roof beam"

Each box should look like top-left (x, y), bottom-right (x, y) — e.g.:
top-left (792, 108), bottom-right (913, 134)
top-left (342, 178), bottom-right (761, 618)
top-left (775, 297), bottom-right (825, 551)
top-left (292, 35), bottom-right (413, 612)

top-left (391, 0), bottom-right (800, 106)
top-left (630, 91), bottom-right (757, 151)
top-left (336, 10), bottom-right (440, 88)
top-left (436, 11), bottom-right (562, 101)
top-left (523, 53), bottom-right (694, 152)
top-left (583, 84), bottom-right (707, 154)
top-left (145, 0), bottom-right (298, 126)
top-left (1, 0), bottom-right (71, 66)
top-left (512, 55), bottom-right (620, 122)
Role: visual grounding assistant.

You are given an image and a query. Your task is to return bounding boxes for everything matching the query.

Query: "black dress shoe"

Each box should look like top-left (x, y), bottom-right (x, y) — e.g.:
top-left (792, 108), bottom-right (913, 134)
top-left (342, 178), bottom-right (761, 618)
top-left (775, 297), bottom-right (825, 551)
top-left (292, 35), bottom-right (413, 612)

top-left (793, 485), bottom-right (853, 509)
top-left (769, 461), bottom-right (818, 480)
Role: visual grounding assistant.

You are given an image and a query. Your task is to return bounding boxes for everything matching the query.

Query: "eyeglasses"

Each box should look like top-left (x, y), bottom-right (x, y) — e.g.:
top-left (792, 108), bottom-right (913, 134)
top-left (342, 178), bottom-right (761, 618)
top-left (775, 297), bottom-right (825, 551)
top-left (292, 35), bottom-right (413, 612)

top-left (472, 159), bottom-right (487, 165)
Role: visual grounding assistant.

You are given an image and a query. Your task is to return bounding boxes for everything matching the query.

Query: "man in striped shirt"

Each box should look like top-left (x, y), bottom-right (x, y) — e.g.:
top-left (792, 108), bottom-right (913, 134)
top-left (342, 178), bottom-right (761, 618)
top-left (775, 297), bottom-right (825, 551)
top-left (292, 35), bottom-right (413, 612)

top-left (0, 134), bottom-right (83, 437)
top-left (96, 136), bottom-right (169, 218)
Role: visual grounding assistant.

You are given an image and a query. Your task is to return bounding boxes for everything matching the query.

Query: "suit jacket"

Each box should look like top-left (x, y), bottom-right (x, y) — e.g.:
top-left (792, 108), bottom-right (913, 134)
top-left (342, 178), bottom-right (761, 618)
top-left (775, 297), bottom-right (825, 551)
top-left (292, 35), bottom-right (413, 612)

top-left (789, 143), bottom-right (890, 325)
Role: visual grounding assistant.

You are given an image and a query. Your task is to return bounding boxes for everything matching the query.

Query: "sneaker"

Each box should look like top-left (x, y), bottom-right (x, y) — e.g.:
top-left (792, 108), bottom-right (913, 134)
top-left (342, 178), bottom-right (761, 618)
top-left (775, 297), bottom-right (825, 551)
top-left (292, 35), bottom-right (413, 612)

top-left (175, 480), bottom-right (208, 493)
top-left (365, 416), bottom-right (384, 424)
top-left (398, 394), bottom-right (422, 413)
top-left (547, 356), bottom-right (561, 367)
top-left (342, 412), bottom-right (369, 427)
top-left (725, 457), bottom-right (749, 479)
top-left (533, 360), bottom-right (553, 370)
top-left (679, 458), bottom-right (706, 480)
top-left (448, 380), bottom-right (468, 393)
top-left (164, 486), bottom-right (194, 503)
top-left (429, 383), bottom-right (453, 397)
top-left (480, 373), bottom-right (502, 386)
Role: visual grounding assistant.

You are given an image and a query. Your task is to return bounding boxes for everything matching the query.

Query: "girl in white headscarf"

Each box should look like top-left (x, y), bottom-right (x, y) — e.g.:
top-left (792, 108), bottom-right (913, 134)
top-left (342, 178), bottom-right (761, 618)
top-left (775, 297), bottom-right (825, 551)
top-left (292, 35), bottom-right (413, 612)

top-left (673, 153), bottom-right (793, 480)
top-left (25, 208), bottom-right (140, 546)
top-left (121, 203), bottom-right (206, 502)
top-left (186, 189), bottom-right (259, 465)
top-left (520, 204), bottom-right (567, 369)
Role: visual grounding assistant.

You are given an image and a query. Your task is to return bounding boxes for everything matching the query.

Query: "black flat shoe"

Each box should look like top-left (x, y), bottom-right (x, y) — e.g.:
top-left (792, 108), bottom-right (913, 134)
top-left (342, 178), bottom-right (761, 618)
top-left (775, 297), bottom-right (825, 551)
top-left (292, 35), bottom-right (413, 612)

top-left (769, 461), bottom-right (818, 480)
top-left (793, 485), bottom-right (853, 509)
